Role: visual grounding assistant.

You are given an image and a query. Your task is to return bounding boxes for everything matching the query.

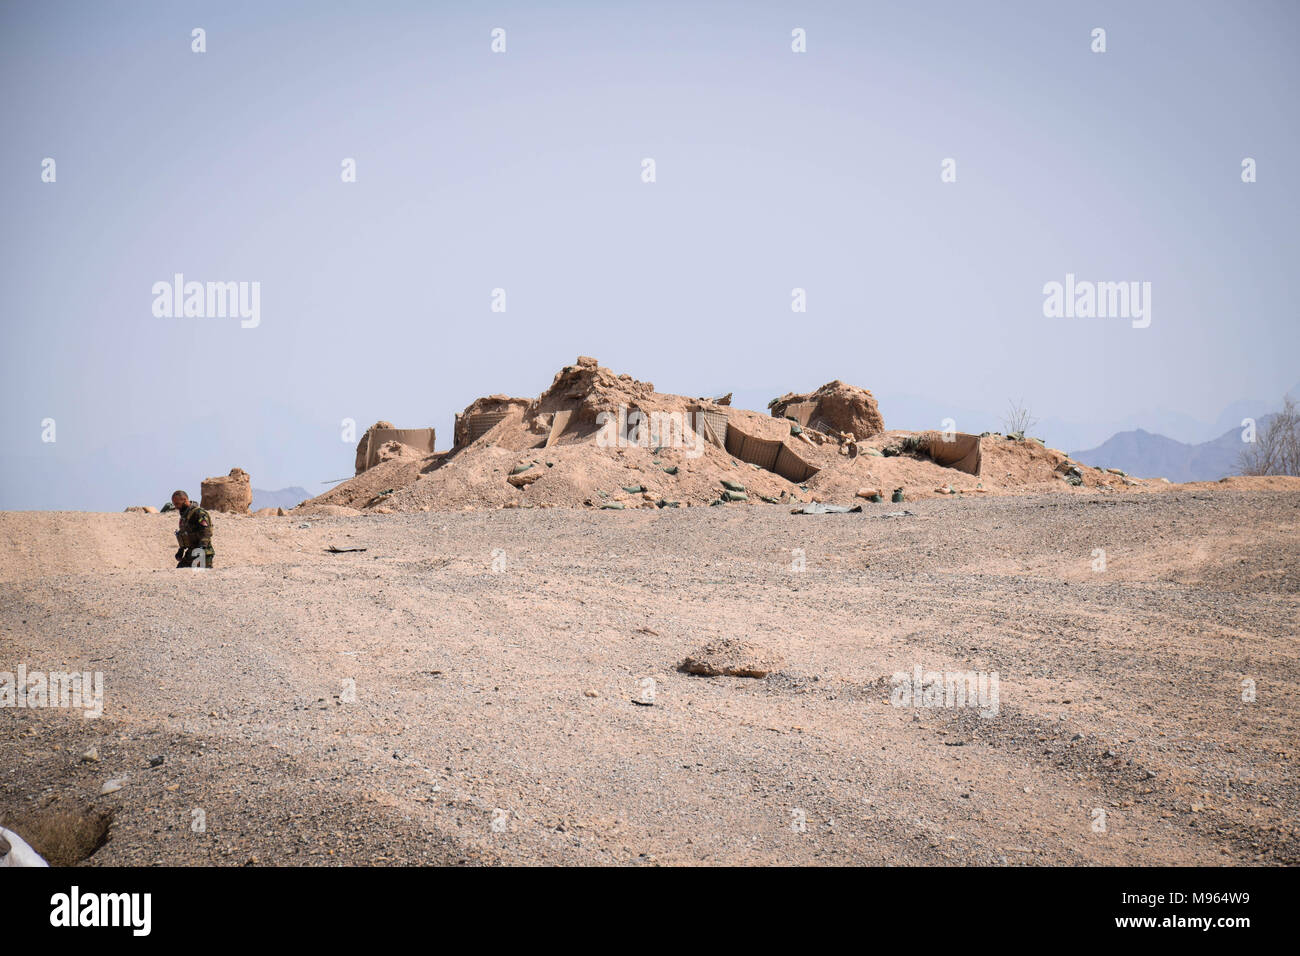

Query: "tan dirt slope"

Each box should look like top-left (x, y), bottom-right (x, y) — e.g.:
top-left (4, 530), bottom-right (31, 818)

top-left (0, 488), bottom-right (1297, 865)
top-left (300, 358), bottom-right (1152, 515)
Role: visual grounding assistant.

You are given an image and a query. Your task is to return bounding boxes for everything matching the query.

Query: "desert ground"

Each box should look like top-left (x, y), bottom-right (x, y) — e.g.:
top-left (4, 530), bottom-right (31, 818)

top-left (1, 485), bottom-right (1297, 866)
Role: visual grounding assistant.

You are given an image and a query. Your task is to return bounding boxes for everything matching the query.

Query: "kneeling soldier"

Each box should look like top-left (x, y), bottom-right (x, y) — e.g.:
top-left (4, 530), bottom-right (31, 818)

top-left (170, 490), bottom-right (215, 568)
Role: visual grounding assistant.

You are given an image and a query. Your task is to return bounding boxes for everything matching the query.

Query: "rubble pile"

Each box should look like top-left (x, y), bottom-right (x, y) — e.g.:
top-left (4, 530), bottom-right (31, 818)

top-left (299, 357), bottom-right (1134, 515)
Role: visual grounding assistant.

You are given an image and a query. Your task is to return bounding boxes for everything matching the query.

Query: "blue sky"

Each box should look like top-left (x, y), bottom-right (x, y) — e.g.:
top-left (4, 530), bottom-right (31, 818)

top-left (2, 0), bottom-right (1297, 508)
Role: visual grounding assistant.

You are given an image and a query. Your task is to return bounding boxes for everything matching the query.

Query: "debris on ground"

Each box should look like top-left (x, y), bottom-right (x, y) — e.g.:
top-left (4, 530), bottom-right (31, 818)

top-left (678, 639), bottom-right (783, 679)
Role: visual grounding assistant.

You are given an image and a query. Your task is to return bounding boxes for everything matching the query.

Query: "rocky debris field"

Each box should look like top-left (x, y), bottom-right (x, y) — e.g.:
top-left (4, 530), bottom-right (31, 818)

top-left (1, 488), bottom-right (1297, 865)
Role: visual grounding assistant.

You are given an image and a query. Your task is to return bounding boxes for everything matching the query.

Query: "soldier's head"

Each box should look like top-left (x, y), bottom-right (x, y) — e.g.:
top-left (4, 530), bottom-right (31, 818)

top-left (171, 490), bottom-right (190, 510)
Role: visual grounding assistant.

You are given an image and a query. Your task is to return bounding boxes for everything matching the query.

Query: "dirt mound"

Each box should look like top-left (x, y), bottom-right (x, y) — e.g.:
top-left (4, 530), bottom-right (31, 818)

top-left (372, 440), bottom-right (425, 466)
top-left (298, 358), bottom-right (1159, 514)
top-left (678, 639), bottom-right (783, 679)
top-left (201, 467), bottom-right (252, 514)
top-left (770, 380), bottom-right (885, 440)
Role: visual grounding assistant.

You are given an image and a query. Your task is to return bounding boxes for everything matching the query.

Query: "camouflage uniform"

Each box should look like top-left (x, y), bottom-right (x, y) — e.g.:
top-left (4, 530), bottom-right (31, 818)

top-left (175, 503), bottom-right (215, 568)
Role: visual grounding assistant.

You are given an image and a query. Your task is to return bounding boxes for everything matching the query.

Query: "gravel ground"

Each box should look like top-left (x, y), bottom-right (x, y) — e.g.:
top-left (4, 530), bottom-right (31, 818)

top-left (1, 489), bottom-right (1297, 866)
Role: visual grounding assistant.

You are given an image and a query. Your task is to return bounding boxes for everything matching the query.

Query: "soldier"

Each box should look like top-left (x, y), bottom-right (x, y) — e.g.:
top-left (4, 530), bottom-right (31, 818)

top-left (170, 490), bottom-right (215, 568)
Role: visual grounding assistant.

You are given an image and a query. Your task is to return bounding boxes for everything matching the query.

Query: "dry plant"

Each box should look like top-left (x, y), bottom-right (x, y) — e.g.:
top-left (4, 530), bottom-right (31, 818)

top-left (1239, 395), bottom-right (1300, 476)
top-left (1002, 398), bottom-right (1039, 437)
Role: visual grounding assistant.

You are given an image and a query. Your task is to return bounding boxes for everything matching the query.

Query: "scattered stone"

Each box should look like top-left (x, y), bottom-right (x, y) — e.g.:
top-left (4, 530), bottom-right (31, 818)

top-left (678, 638), bottom-right (783, 679)
top-left (507, 471), bottom-right (541, 488)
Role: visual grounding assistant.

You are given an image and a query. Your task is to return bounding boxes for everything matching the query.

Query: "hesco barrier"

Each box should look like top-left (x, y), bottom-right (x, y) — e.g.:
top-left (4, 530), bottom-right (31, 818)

top-left (693, 407), bottom-right (730, 449)
top-left (361, 427), bottom-right (436, 470)
top-left (545, 409), bottom-right (574, 447)
top-left (778, 401), bottom-right (819, 427)
top-left (926, 432), bottom-right (983, 475)
top-left (455, 411), bottom-right (511, 447)
top-left (724, 421), bottom-right (821, 484)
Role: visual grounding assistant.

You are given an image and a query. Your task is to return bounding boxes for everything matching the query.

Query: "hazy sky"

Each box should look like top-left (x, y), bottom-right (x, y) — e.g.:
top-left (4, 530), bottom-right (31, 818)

top-left (2, 0), bottom-right (1297, 508)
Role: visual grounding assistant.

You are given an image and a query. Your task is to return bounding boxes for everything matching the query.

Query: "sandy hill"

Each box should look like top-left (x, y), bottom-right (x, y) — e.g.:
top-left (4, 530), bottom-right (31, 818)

top-left (298, 357), bottom-right (1146, 516)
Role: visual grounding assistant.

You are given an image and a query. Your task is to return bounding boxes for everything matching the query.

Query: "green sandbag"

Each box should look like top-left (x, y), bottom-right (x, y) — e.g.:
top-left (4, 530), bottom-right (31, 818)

top-left (710, 499), bottom-right (725, 507)
top-left (790, 424), bottom-right (803, 436)
top-left (622, 485), bottom-right (646, 493)
top-left (722, 490), bottom-right (748, 502)
top-left (869, 494), bottom-right (883, 503)
top-left (510, 463), bottom-right (533, 475)
top-left (865, 448), bottom-right (883, 457)
top-left (759, 495), bottom-right (779, 504)
top-left (891, 488), bottom-right (905, 503)
top-left (601, 502), bottom-right (625, 510)
top-left (721, 479), bottom-right (746, 492)
top-left (656, 499), bottom-right (680, 508)
top-left (662, 465), bottom-right (678, 475)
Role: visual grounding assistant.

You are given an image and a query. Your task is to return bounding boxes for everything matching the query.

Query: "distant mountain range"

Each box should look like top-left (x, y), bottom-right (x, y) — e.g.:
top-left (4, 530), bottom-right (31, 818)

top-left (1069, 422), bottom-right (1266, 483)
top-left (251, 487), bottom-right (310, 511)
top-left (1068, 386), bottom-right (1296, 482)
